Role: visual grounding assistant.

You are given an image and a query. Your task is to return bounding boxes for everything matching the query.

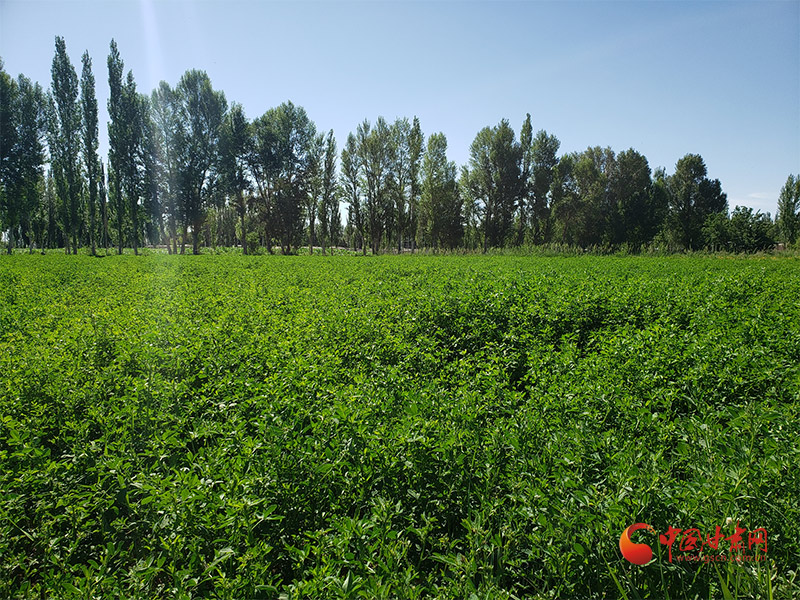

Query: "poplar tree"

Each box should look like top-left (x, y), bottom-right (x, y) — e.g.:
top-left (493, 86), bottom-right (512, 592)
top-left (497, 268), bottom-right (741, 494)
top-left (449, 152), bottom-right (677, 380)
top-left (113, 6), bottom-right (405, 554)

top-left (517, 113), bottom-right (533, 245)
top-left (176, 69), bottom-right (226, 254)
top-left (357, 117), bottom-right (392, 254)
top-left (390, 117), bottom-right (412, 253)
top-left (529, 129), bottom-right (560, 243)
top-left (1, 63), bottom-right (46, 253)
top-left (776, 174), bottom-right (800, 245)
top-left (0, 63), bottom-right (17, 250)
top-left (98, 160), bottom-right (109, 254)
top-left (219, 102), bottom-right (251, 254)
top-left (248, 112), bottom-right (278, 254)
top-left (318, 130), bottom-right (338, 255)
top-left (667, 154), bottom-right (727, 250)
top-left (609, 148), bottom-right (654, 249)
top-left (341, 133), bottom-right (364, 254)
top-left (107, 39), bottom-right (126, 254)
top-left (306, 132), bottom-right (324, 254)
top-left (407, 117), bottom-right (423, 251)
top-left (463, 120), bottom-right (524, 251)
top-left (122, 71), bottom-right (143, 255)
top-left (49, 36), bottom-right (82, 254)
top-left (419, 132), bottom-right (461, 250)
top-left (140, 93), bottom-right (162, 247)
top-left (80, 51), bottom-right (99, 256)
top-left (151, 82), bottom-right (182, 253)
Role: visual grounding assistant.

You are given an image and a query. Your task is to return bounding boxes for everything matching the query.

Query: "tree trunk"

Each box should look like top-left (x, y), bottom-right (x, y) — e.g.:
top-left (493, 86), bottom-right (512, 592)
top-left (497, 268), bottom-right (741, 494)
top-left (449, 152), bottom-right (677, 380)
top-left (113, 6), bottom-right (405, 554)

top-left (241, 210), bottom-right (247, 255)
top-left (192, 222), bottom-right (200, 255)
top-left (398, 219), bottom-right (402, 254)
top-left (90, 214), bottom-right (96, 256)
top-left (101, 201), bottom-right (109, 256)
top-left (238, 191), bottom-right (248, 255)
top-left (131, 193), bottom-right (139, 256)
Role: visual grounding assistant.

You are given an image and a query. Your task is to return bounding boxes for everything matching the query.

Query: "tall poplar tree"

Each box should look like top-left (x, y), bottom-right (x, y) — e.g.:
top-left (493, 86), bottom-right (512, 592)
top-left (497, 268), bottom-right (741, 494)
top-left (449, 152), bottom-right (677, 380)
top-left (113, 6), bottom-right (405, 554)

top-left (306, 132), bottom-right (324, 254)
top-left (1, 64), bottom-right (46, 253)
top-left (107, 39), bottom-right (126, 254)
top-left (357, 117), bottom-right (393, 254)
top-left (517, 114), bottom-right (533, 245)
top-left (463, 120), bottom-right (523, 251)
top-left (98, 160), bottom-right (109, 254)
top-left (318, 130), bottom-right (338, 255)
top-left (341, 132), bottom-right (364, 254)
top-left (122, 71), bottom-right (144, 255)
top-left (140, 93), bottom-right (162, 247)
top-left (269, 101), bottom-right (315, 255)
top-left (390, 117), bottom-right (412, 253)
top-left (248, 112), bottom-right (279, 254)
top-left (419, 132), bottom-right (462, 250)
top-left (666, 154), bottom-right (727, 250)
top-left (0, 62), bottom-right (17, 250)
top-left (151, 81), bottom-right (182, 253)
top-left (80, 51), bottom-right (99, 256)
top-left (609, 148), bottom-right (654, 249)
top-left (408, 117), bottom-right (423, 251)
top-left (219, 102), bottom-right (252, 254)
top-left (529, 129), bottom-right (560, 244)
top-left (49, 36), bottom-right (82, 254)
top-left (176, 69), bottom-right (226, 254)
top-left (776, 174), bottom-right (800, 245)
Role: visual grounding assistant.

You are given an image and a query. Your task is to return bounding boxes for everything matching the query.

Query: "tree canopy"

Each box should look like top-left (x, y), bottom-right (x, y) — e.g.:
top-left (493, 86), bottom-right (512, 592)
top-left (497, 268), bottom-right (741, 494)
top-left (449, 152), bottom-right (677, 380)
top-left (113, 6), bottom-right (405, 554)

top-left (0, 37), bottom-right (790, 255)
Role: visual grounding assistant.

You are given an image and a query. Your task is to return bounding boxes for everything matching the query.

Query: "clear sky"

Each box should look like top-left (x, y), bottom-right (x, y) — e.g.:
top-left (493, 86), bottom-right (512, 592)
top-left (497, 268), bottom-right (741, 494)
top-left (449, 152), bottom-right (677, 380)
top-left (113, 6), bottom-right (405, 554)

top-left (1, 0), bottom-right (798, 215)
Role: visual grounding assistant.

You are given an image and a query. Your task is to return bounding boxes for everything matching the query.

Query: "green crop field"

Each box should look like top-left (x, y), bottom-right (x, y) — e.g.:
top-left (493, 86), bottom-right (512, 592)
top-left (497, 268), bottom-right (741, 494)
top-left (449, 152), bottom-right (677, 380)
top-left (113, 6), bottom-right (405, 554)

top-left (1, 254), bottom-right (798, 599)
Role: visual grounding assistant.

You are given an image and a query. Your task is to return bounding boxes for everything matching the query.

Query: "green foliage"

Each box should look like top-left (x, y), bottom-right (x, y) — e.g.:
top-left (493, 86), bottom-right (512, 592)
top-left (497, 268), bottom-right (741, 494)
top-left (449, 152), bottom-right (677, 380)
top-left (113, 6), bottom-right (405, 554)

top-left (419, 132), bottom-right (462, 250)
top-left (317, 129), bottom-right (339, 255)
top-left (3, 38), bottom-right (783, 257)
top-left (528, 128), bottom-right (560, 245)
top-left (704, 207), bottom-right (776, 253)
top-left (2, 37), bottom-right (787, 256)
top-left (1, 254), bottom-right (798, 598)
top-left (0, 64), bottom-right (46, 254)
top-left (176, 69), bottom-right (227, 255)
top-left (106, 39), bottom-right (130, 255)
top-left (80, 50), bottom-right (100, 256)
top-left (48, 36), bottom-right (82, 255)
top-left (356, 116), bottom-right (394, 255)
top-left (463, 119), bottom-right (525, 251)
top-left (666, 154), bottom-right (728, 250)
top-left (776, 174), bottom-right (800, 245)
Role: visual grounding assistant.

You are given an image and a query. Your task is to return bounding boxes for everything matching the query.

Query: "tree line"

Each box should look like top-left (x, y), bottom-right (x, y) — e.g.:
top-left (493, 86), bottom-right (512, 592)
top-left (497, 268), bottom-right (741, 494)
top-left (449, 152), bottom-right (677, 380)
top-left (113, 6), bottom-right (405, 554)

top-left (2, 37), bottom-right (799, 256)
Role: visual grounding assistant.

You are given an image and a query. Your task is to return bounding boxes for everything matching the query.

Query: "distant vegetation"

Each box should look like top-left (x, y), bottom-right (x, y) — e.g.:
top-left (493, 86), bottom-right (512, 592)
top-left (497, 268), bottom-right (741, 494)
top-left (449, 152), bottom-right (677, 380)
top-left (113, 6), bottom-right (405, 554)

top-left (2, 38), bottom-right (800, 256)
top-left (1, 254), bottom-right (799, 598)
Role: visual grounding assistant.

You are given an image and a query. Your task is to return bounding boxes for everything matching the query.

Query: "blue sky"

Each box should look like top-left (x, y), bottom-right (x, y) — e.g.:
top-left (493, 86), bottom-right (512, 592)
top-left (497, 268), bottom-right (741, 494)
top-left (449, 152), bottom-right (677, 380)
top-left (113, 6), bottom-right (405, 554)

top-left (1, 0), bottom-right (798, 214)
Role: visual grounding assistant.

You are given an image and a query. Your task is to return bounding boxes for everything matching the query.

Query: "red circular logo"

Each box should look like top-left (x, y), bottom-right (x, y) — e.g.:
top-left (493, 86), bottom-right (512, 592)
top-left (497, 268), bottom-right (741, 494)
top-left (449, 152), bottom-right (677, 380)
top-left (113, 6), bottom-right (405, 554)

top-left (620, 523), bottom-right (655, 565)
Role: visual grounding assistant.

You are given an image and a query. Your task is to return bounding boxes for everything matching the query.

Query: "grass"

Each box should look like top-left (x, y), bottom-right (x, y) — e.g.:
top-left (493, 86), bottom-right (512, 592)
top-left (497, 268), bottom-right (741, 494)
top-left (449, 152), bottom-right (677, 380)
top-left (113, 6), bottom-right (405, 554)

top-left (0, 253), bottom-right (798, 598)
